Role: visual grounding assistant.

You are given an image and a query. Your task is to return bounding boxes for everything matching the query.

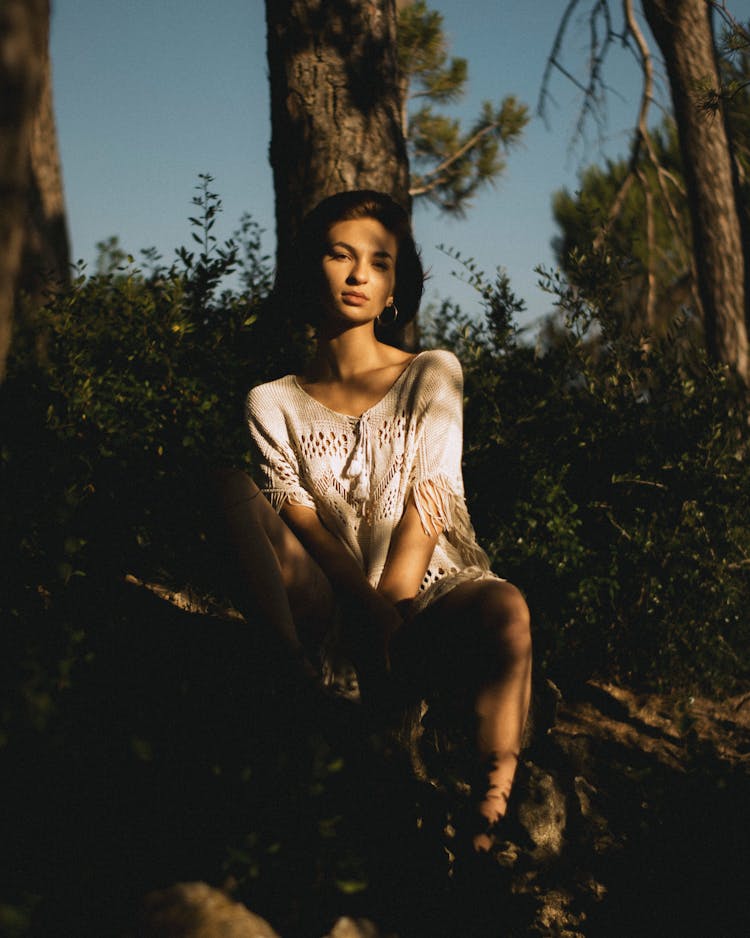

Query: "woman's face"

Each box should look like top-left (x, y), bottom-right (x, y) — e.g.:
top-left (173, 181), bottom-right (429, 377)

top-left (319, 217), bottom-right (397, 328)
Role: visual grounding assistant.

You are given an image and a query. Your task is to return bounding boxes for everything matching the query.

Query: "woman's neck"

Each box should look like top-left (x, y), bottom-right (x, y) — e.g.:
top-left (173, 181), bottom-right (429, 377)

top-left (311, 324), bottom-right (387, 382)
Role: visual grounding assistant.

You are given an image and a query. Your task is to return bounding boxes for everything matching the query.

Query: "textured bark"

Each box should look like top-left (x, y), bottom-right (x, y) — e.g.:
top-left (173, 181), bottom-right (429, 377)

top-left (0, 0), bottom-right (47, 381)
top-left (265, 0), bottom-right (410, 274)
top-left (0, 0), bottom-right (68, 383)
top-left (21, 30), bottom-right (70, 303)
top-left (642, 0), bottom-right (749, 382)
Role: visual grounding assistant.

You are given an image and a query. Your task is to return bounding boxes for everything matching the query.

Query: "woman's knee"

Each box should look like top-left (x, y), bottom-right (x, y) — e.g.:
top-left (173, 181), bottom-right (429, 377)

top-left (213, 468), bottom-right (261, 513)
top-left (474, 581), bottom-right (532, 663)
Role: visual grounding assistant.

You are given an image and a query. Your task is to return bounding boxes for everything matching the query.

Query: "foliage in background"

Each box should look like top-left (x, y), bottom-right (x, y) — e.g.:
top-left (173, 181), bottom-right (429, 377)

top-left (397, 0), bottom-right (528, 214)
top-left (4, 174), bottom-right (750, 758)
top-left (551, 38), bottom-right (750, 343)
top-left (0, 175), bottom-right (283, 743)
top-left (3, 178), bottom-right (750, 934)
top-left (551, 119), bottom-right (696, 336)
top-left (424, 245), bottom-right (750, 694)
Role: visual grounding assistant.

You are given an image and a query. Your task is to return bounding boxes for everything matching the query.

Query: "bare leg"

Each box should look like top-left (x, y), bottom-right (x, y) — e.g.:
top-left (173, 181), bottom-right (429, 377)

top-left (391, 579), bottom-right (532, 851)
top-left (214, 469), bottom-right (333, 661)
top-left (470, 583), bottom-right (532, 849)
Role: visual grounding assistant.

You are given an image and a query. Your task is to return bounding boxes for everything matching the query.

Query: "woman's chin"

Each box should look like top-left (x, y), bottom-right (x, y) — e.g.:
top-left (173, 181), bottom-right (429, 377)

top-left (329, 309), bottom-right (376, 328)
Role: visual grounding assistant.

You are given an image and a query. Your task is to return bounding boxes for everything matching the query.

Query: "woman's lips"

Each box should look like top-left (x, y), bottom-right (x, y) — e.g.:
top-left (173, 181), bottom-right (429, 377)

top-left (341, 292), bottom-right (368, 306)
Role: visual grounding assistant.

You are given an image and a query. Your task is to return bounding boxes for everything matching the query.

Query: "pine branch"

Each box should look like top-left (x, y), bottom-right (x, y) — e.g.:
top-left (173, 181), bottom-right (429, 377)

top-left (399, 1), bottom-right (527, 213)
top-left (710, 1), bottom-right (750, 46)
top-left (408, 119), bottom-right (502, 196)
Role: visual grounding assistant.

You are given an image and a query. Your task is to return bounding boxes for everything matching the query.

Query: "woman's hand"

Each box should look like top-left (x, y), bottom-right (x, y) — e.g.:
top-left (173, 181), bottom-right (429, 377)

top-left (342, 590), bottom-right (403, 703)
top-left (278, 640), bottom-right (316, 685)
top-left (295, 649), bottom-right (322, 684)
top-left (393, 597), bottom-right (415, 622)
top-left (364, 589), bottom-right (404, 669)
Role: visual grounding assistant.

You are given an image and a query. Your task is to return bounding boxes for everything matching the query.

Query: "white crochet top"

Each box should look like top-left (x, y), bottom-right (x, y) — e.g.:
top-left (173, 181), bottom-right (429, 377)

top-left (246, 349), bottom-right (496, 612)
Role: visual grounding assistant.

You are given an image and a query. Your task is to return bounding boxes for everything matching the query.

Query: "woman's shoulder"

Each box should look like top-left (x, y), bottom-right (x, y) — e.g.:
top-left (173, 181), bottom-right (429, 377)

top-left (414, 348), bottom-right (461, 370)
top-left (247, 372), bottom-right (298, 398)
top-left (246, 374), bottom-right (298, 420)
top-left (408, 348), bottom-right (463, 388)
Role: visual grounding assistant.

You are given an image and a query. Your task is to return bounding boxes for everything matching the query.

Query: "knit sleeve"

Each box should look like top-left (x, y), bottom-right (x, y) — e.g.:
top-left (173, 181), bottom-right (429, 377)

top-left (407, 352), bottom-right (490, 571)
top-left (409, 350), bottom-right (468, 537)
top-left (246, 384), bottom-right (317, 513)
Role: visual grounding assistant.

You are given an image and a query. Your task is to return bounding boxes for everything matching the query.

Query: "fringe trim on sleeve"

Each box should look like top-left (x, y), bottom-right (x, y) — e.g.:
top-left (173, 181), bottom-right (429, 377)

top-left (412, 474), bottom-right (491, 570)
top-left (412, 474), bottom-right (461, 536)
top-left (263, 487), bottom-right (316, 513)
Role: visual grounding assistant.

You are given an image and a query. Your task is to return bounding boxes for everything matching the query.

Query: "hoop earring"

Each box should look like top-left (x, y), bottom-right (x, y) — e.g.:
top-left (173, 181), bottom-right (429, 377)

top-left (377, 304), bottom-right (399, 326)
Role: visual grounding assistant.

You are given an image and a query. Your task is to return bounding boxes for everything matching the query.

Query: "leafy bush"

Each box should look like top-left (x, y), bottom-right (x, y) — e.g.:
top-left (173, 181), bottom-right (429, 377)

top-left (3, 181), bottom-right (749, 759)
top-left (3, 181), bottom-right (750, 936)
top-left (425, 247), bottom-right (750, 694)
top-left (0, 177), bottom-right (281, 740)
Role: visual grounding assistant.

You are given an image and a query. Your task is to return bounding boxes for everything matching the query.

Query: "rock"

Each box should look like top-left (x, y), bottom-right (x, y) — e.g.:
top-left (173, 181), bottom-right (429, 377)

top-left (324, 917), bottom-right (392, 938)
top-left (139, 882), bottom-right (280, 938)
top-left (515, 761), bottom-right (567, 862)
top-left (529, 887), bottom-right (585, 937)
top-left (572, 774), bottom-right (614, 853)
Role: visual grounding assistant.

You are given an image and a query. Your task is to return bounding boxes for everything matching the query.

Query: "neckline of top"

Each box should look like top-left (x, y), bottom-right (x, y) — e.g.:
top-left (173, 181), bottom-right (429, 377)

top-left (291, 350), bottom-right (427, 420)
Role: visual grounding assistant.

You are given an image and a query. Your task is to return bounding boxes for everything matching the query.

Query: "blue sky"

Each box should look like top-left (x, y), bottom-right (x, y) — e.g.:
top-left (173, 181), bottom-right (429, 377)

top-left (49, 0), bottom-right (750, 334)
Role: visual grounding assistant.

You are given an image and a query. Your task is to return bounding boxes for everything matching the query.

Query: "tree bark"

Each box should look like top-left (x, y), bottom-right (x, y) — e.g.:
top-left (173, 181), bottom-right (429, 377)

top-left (0, 0), bottom-right (68, 383)
top-left (22, 26), bottom-right (70, 303)
top-left (642, 0), bottom-right (749, 382)
top-left (265, 0), bottom-right (410, 275)
top-left (0, 0), bottom-right (47, 381)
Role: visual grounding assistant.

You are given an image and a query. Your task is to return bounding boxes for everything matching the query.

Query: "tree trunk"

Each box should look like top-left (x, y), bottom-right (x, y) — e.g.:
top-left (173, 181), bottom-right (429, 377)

top-left (22, 25), bottom-right (70, 303)
top-left (0, 0), bottom-right (46, 381)
top-left (265, 0), bottom-right (410, 275)
top-left (642, 0), bottom-right (749, 382)
top-left (0, 0), bottom-right (68, 383)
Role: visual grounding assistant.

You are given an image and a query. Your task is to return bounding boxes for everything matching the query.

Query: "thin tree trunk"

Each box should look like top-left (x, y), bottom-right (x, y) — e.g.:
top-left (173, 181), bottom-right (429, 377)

top-left (265, 0), bottom-right (410, 275)
top-left (0, 0), bottom-right (49, 381)
top-left (642, 0), bottom-right (749, 382)
top-left (22, 27), bottom-right (70, 304)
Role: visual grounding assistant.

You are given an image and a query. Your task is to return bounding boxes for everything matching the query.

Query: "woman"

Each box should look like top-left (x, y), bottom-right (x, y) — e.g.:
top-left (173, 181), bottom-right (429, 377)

top-left (220, 190), bottom-right (531, 851)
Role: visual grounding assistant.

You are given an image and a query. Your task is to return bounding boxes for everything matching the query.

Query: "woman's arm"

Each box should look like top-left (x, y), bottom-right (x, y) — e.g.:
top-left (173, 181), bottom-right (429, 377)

top-left (281, 501), bottom-right (375, 601)
top-left (378, 351), bottom-right (465, 612)
top-left (281, 501), bottom-right (403, 667)
top-left (248, 389), bottom-right (400, 679)
top-left (376, 495), bottom-right (440, 609)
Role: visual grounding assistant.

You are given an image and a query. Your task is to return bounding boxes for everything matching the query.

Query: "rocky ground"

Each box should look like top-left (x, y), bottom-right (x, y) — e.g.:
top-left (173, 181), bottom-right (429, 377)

top-left (3, 577), bottom-right (748, 937)
top-left (134, 674), bottom-right (750, 938)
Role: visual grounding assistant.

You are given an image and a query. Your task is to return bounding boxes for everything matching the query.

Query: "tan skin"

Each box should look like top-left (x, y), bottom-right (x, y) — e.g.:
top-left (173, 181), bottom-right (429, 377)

top-left (220, 216), bottom-right (532, 851)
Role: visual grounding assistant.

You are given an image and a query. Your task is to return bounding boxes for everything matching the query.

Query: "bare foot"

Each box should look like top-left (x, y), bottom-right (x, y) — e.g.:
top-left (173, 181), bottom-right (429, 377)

top-left (472, 756), bottom-right (511, 852)
top-left (473, 795), bottom-right (507, 851)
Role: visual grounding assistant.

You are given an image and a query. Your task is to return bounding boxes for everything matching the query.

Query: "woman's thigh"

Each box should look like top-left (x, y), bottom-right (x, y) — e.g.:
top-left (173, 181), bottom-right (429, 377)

top-left (217, 469), bottom-right (333, 636)
top-left (261, 498), bottom-right (334, 631)
top-left (390, 577), bottom-right (529, 701)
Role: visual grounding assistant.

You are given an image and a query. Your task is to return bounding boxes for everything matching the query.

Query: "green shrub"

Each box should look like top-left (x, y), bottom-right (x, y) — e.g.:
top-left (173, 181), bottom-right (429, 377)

top-left (3, 184), bottom-right (748, 754)
top-left (3, 181), bottom-right (750, 936)
top-left (425, 247), bottom-right (750, 693)
top-left (0, 177), bottom-right (280, 738)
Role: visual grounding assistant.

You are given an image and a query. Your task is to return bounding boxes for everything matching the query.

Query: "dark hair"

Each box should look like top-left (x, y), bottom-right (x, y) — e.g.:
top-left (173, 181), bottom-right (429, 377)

top-left (288, 190), bottom-right (424, 332)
